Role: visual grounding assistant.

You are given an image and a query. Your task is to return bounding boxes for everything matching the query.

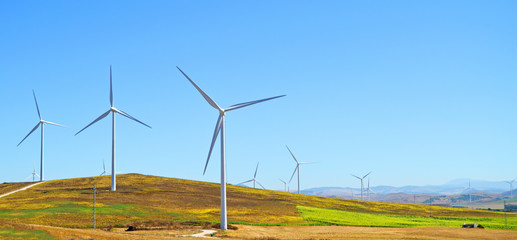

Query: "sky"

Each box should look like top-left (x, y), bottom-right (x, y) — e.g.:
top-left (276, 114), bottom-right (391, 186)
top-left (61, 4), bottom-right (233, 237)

top-left (1, 1), bottom-right (516, 191)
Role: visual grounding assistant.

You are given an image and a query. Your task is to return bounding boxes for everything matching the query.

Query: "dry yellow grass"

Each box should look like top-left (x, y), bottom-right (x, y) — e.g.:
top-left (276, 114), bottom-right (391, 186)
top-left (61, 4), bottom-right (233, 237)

top-left (0, 182), bottom-right (34, 195)
top-left (3, 220), bottom-right (516, 240)
top-left (0, 220), bottom-right (207, 240)
top-left (227, 225), bottom-right (517, 240)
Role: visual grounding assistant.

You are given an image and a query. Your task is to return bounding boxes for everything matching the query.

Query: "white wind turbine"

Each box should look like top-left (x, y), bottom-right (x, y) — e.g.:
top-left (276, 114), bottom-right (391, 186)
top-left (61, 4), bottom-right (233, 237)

top-left (505, 178), bottom-right (515, 199)
top-left (25, 159), bottom-right (39, 182)
top-left (238, 162), bottom-right (265, 189)
top-left (351, 171), bottom-right (371, 201)
top-left (76, 65), bottom-right (151, 191)
top-left (177, 66), bottom-right (285, 230)
top-left (286, 145), bottom-right (314, 194)
top-left (366, 177), bottom-right (375, 201)
top-left (100, 159), bottom-right (109, 176)
top-left (464, 180), bottom-right (472, 203)
top-left (18, 90), bottom-right (66, 182)
top-left (279, 179), bottom-right (288, 192)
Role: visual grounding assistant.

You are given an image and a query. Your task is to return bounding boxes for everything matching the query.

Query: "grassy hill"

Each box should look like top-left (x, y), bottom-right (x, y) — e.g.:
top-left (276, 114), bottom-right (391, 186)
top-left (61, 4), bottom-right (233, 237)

top-left (0, 174), bottom-right (515, 231)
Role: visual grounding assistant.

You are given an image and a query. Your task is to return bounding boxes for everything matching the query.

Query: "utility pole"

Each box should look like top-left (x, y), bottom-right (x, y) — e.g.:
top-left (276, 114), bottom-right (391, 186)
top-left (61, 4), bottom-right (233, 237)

top-left (93, 184), bottom-right (96, 230)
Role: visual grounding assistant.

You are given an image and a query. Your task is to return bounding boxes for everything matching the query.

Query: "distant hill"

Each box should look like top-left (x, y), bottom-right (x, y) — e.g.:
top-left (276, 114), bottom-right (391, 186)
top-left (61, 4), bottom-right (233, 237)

top-left (302, 179), bottom-right (513, 205)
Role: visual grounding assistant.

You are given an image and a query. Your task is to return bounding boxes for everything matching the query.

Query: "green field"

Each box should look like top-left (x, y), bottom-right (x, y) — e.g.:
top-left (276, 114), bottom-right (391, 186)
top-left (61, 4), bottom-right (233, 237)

top-left (298, 205), bottom-right (517, 230)
top-left (0, 228), bottom-right (53, 240)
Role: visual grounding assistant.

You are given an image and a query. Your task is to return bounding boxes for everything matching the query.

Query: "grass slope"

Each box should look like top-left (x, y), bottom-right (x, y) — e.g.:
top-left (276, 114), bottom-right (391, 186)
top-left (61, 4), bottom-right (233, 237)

top-left (0, 174), bottom-right (514, 230)
top-left (298, 206), bottom-right (517, 230)
top-left (0, 182), bottom-right (35, 196)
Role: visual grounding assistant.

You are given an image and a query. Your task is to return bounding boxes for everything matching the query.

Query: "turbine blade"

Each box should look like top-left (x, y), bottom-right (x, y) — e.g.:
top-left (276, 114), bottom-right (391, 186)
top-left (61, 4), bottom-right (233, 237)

top-left (225, 95), bottom-right (286, 112)
top-left (363, 171), bottom-right (372, 179)
top-left (75, 110), bottom-right (111, 135)
top-left (289, 165), bottom-right (299, 183)
top-left (177, 66), bottom-right (221, 111)
top-left (279, 179), bottom-right (286, 184)
top-left (110, 65), bottom-right (113, 107)
top-left (44, 121), bottom-right (67, 128)
top-left (286, 145), bottom-right (299, 163)
top-left (238, 179), bottom-right (254, 185)
top-left (351, 174), bottom-right (361, 180)
top-left (203, 114), bottom-right (223, 175)
top-left (17, 122), bottom-right (40, 146)
top-left (32, 90), bottom-right (41, 120)
top-left (256, 180), bottom-right (265, 189)
top-left (254, 162), bottom-right (259, 178)
top-left (115, 109), bottom-right (152, 128)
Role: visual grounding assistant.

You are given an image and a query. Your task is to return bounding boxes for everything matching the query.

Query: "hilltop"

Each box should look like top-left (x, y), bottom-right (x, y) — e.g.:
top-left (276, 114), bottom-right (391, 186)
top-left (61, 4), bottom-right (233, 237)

top-left (0, 174), bottom-right (516, 239)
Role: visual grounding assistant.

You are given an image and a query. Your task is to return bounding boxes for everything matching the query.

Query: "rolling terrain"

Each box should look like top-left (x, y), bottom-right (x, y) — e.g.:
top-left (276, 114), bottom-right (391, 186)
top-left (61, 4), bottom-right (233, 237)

top-left (0, 174), bottom-right (516, 239)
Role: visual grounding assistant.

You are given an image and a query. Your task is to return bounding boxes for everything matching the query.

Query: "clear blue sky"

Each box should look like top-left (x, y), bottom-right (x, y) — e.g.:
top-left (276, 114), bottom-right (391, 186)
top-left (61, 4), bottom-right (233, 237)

top-left (1, 1), bottom-right (516, 190)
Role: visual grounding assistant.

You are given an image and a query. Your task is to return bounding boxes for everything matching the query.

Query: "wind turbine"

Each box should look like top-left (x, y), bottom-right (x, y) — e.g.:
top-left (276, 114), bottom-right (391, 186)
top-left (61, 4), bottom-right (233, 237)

top-left (351, 171), bottom-right (371, 201)
top-left (100, 159), bottom-right (109, 176)
top-left (464, 180), bottom-right (472, 203)
top-left (238, 162), bottom-right (265, 189)
top-left (18, 90), bottom-right (66, 182)
top-left (504, 178), bottom-right (515, 199)
top-left (279, 179), bottom-right (288, 192)
top-left (76, 65), bottom-right (151, 191)
top-left (177, 66), bottom-right (285, 230)
top-left (25, 159), bottom-right (39, 182)
top-left (286, 145), bottom-right (314, 194)
top-left (366, 177), bottom-right (375, 201)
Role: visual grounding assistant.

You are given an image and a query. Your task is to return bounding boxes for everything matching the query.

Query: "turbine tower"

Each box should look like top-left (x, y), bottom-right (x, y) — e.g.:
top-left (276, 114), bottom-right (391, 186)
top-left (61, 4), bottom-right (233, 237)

top-left (18, 90), bottom-right (66, 181)
top-left (504, 178), bottom-right (515, 199)
top-left (279, 179), bottom-right (288, 192)
top-left (76, 65), bottom-right (151, 191)
top-left (238, 162), bottom-right (265, 189)
top-left (286, 145), bottom-right (314, 194)
top-left (351, 171), bottom-right (371, 201)
top-left (178, 66), bottom-right (285, 230)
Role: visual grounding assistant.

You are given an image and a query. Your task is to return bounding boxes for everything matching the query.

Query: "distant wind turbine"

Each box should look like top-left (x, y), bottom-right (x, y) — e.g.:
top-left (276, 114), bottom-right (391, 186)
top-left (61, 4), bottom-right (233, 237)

top-left (286, 145), bottom-right (314, 194)
top-left (366, 177), bottom-right (375, 201)
top-left (279, 179), bottom-right (288, 192)
top-left (76, 65), bottom-right (151, 191)
top-left (25, 159), bottom-right (39, 182)
top-left (351, 171), bottom-right (371, 201)
top-left (18, 90), bottom-right (66, 182)
top-left (464, 180), bottom-right (472, 203)
top-left (504, 178), bottom-right (516, 199)
top-left (239, 162), bottom-right (265, 189)
top-left (100, 159), bottom-right (109, 176)
top-left (177, 66), bottom-right (285, 230)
